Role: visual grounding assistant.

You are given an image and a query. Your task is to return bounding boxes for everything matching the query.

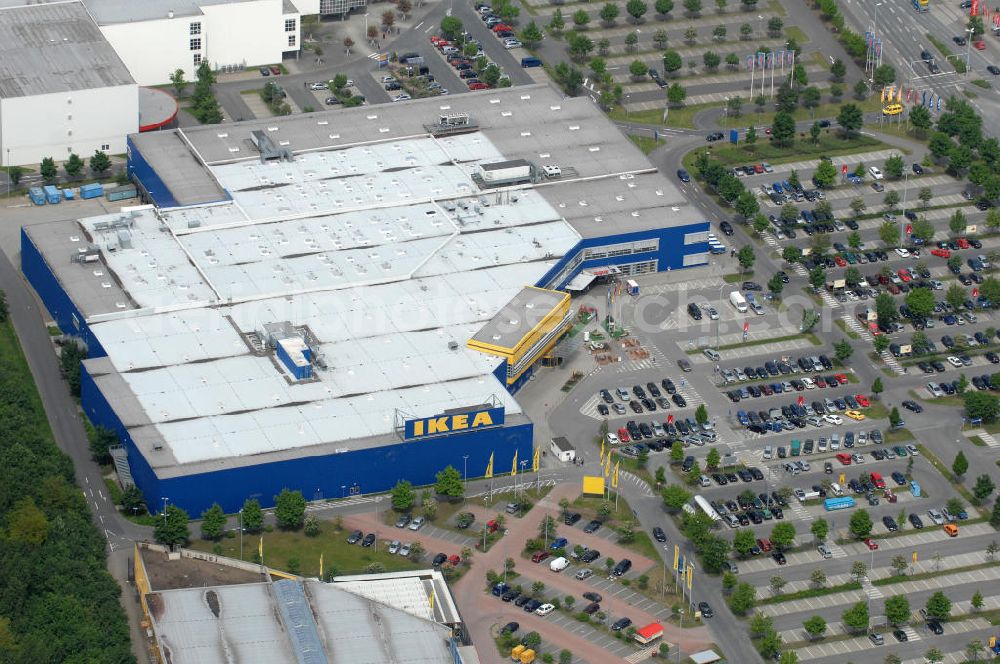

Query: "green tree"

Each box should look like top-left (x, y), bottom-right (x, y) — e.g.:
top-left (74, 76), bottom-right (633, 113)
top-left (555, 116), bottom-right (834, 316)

top-left (655, 0), bottom-right (674, 13)
top-left (242, 498), bottom-right (263, 532)
top-left (973, 474), bottom-right (995, 502)
top-left (853, 79), bottom-right (869, 99)
top-left (949, 209), bottom-right (968, 236)
top-left (810, 518), bottom-right (828, 542)
top-left (87, 425), bottom-right (117, 464)
top-left (830, 58), bottom-right (846, 79)
top-left (703, 50), bottom-right (721, 70)
top-left (946, 282), bottom-right (966, 312)
top-left (849, 509), bottom-right (873, 539)
top-left (600, 2), bottom-right (619, 23)
top-left (695, 404), bottom-right (709, 425)
top-left (770, 522), bottom-right (796, 550)
top-left (654, 29), bottom-right (670, 49)
top-left (729, 582), bottom-right (756, 614)
top-left (661, 483), bottom-right (691, 511)
top-left (802, 86), bottom-right (821, 110)
top-left (768, 273), bottom-right (785, 296)
top-left (520, 21), bottom-right (544, 46)
top-left (883, 190), bottom-right (900, 210)
top-left (682, 0), bottom-right (702, 13)
top-left (548, 9), bottom-right (565, 32)
top-left (772, 111), bottom-right (796, 147)
top-left (878, 220), bottom-right (900, 247)
top-left (971, 590), bottom-right (984, 612)
top-left (737, 245), bottom-right (755, 270)
top-left (810, 568), bottom-right (827, 587)
top-left (808, 266), bottom-right (826, 291)
top-left (573, 8), bottom-right (591, 27)
top-left (200, 503), bottom-right (227, 540)
top-left (435, 465), bottom-right (464, 497)
top-left (626, 0), bottom-right (649, 20)
top-left (905, 287), bottom-right (935, 320)
top-left (667, 82), bottom-right (686, 105)
top-left (40, 156), bottom-right (57, 183)
top-left (274, 488), bottom-right (306, 529)
top-left (169, 68), bottom-right (186, 96)
top-left (885, 595), bottom-right (910, 625)
top-left (924, 591), bottom-right (952, 620)
top-left (733, 528), bottom-right (757, 556)
top-left (832, 338), bottom-right (853, 362)
top-left (713, 24), bottom-right (727, 40)
top-left (837, 103), bottom-right (864, 137)
top-left (391, 480), bottom-right (415, 511)
top-left (910, 104), bottom-right (932, 133)
top-left (884, 154), bottom-right (905, 179)
top-left (813, 159), bottom-right (838, 187)
top-left (64, 153), bottom-right (84, 179)
top-left (872, 64), bottom-right (896, 86)
top-left (911, 215), bottom-right (934, 241)
top-left (89, 150), bottom-right (112, 176)
top-left (782, 246), bottom-right (803, 263)
top-left (440, 15), bottom-right (464, 40)
top-left (889, 406), bottom-right (901, 427)
top-left (952, 450), bottom-right (969, 478)
top-left (735, 191), bottom-right (760, 219)
top-left (154, 504), bottom-right (190, 547)
top-left (662, 50), bottom-right (683, 74)
top-left (803, 615), bottom-right (826, 640)
top-left (841, 601), bottom-right (869, 632)
top-left (629, 59), bottom-right (648, 78)
top-left (871, 378), bottom-right (885, 399)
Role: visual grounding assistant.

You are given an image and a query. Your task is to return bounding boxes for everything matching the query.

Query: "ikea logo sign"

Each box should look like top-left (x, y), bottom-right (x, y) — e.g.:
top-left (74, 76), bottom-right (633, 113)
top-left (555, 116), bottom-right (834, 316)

top-left (404, 407), bottom-right (505, 440)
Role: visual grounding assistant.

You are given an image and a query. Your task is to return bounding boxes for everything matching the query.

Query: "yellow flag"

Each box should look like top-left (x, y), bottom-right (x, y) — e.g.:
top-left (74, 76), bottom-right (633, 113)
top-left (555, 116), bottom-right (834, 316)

top-left (258, 536), bottom-right (263, 559)
top-left (912, 551), bottom-right (918, 563)
top-left (532, 446), bottom-right (540, 472)
top-left (511, 449), bottom-right (518, 476)
top-left (897, 85), bottom-right (903, 103)
top-left (600, 438), bottom-right (605, 464)
top-left (429, 590), bottom-right (435, 610)
top-left (673, 544), bottom-right (679, 571)
top-left (686, 564), bottom-right (693, 590)
top-left (604, 454), bottom-right (611, 477)
top-left (880, 86), bottom-right (887, 102)
top-left (485, 452), bottom-right (494, 479)
top-left (320, 553), bottom-right (324, 579)
top-left (611, 460), bottom-right (620, 489)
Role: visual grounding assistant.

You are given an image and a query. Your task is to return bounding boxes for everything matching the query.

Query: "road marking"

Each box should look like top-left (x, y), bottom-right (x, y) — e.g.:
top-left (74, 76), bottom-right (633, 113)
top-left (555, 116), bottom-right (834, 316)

top-left (414, 21), bottom-right (424, 29)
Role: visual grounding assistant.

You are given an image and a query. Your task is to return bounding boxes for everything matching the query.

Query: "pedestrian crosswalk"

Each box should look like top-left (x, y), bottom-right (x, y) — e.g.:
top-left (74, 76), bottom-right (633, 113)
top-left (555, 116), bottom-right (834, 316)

top-left (841, 314), bottom-right (873, 341)
top-left (861, 578), bottom-right (884, 600)
top-left (303, 494), bottom-right (384, 512)
top-left (880, 350), bottom-right (906, 376)
top-left (787, 500), bottom-right (811, 522)
top-left (624, 644), bottom-right (661, 664)
top-left (900, 625), bottom-right (921, 642)
top-left (621, 470), bottom-right (655, 497)
top-left (792, 264), bottom-right (808, 277)
top-left (965, 428), bottom-right (1000, 449)
top-left (825, 541), bottom-right (849, 559)
top-left (818, 290), bottom-right (841, 309)
top-left (762, 232), bottom-right (779, 248)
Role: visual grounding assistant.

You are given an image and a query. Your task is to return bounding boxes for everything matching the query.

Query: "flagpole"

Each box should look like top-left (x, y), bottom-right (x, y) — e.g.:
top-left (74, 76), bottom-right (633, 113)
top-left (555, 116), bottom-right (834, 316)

top-left (749, 57), bottom-right (755, 98)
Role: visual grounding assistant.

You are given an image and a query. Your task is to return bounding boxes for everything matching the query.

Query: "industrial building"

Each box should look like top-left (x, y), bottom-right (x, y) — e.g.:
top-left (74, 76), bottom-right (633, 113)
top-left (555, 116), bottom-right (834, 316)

top-left (134, 543), bottom-right (476, 664)
top-left (22, 85), bottom-right (709, 514)
top-left (0, 2), bottom-right (138, 166)
top-left (0, 0), bottom-right (307, 86)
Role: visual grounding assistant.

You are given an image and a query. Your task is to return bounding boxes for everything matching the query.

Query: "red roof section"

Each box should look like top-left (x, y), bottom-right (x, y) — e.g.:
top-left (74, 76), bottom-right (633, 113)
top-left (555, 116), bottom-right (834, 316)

top-left (636, 623), bottom-right (663, 638)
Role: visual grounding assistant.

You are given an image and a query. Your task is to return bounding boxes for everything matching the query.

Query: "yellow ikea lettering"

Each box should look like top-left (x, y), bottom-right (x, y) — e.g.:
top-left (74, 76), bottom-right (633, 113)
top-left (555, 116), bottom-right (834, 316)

top-left (472, 411), bottom-right (494, 428)
top-left (452, 414), bottom-right (469, 430)
top-left (426, 417), bottom-right (450, 434)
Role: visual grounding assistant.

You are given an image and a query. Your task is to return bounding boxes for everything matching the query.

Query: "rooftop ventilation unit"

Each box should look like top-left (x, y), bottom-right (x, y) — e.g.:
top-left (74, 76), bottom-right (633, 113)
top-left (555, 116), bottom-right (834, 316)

top-left (425, 112), bottom-right (479, 136)
top-left (250, 130), bottom-right (294, 164)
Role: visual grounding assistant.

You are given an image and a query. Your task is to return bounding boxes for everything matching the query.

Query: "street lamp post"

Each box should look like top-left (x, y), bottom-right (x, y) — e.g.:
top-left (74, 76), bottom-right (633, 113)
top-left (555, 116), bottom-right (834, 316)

top-left (161, 497), bottom-right (169, 525)
top-left (869, 3), bottom-right (883, 82)
top-left (463, 455), bottom-right (469, 503)
top-left (966, 27), bottom-right (975, 76)
top-left (239, 509), bottom-right (244, 560)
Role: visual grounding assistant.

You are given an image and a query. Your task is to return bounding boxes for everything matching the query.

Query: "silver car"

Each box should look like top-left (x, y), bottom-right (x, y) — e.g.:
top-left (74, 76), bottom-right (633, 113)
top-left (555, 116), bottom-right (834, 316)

top-left (399, 542), bottom-right (412, 556)
top-left (388, 539), bottom-right (400, 554)
top-left (408, 516), bottom-right (426, 530)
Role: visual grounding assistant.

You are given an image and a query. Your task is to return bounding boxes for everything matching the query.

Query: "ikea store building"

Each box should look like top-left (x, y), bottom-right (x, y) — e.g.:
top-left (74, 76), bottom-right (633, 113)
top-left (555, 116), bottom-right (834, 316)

top-left (22, 85), bottom-right (709, 513)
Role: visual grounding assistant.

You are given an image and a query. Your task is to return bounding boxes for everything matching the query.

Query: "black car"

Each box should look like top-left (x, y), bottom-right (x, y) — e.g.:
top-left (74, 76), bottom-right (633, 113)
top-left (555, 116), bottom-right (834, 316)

top-left (677, 169), bottom-right (691, 183)
top-left (514, 595), bottom-right (530, 607)
top-left (523, 599), bottom-right (542, 613)
top-left (501, 622), bottom-right (519, 634)
top-left (743, 281), bottom-right (762, 291)
top-left (954, 35), bottom-right (967, 45)
top-left (882, 516), bottom-right (898, 532)
top-left (347, 529), bottom-right (363, 544)
top-left (362, 533), bottom-right (376, 547)
top-left (902, 400), bottom-right (923, 413)
top-left (909, 513), bottom-right (924, 529)
top-left (580, 549), bottom-right (601, 563)
top-left (652, 527), bottom-right (667, 542)
top-left (672, 393), bottom-right (687, 407)
top-left (582, 601), bottom-right (601, 615)
top-left (662, 378), bottom-right (677, 394)
top-left (720, 220), bottom-right (734, 236)
top-left (564, 512), bottom-right (582, 525)
top-left (772, 552), bottom-right (786, 565)
top-left (926, 619), bottom-right (944, 634)
top-left (912, 163), bottom-right (924, 174)
top-left (687, 302), bottom-right (703, 320)
top-left (989, 66), bottom-right (1000, 76)
top-left (892, 628), bottom-right (908, 642)
top-left (697, 602), bottom-right (713, 618)
top-left (611, 617), bottom-right (632, 631)
top-left (706, 131), bottom-right (725, 141)
top-left (502, 589), bottom-right (521, 602)
top-left (583, 520), bottom-right (602, 533)
top-left (583, 591), bottom-right (603, 602)
top-left (612, 559), bottom-right (632, 576)
top-left (432, 552), bottom-right (448, 566)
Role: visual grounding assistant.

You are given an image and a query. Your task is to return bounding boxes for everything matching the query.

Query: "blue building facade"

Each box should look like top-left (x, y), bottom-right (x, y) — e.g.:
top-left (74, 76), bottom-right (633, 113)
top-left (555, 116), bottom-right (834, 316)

top-left (81, 360), bottom-right (533, 515)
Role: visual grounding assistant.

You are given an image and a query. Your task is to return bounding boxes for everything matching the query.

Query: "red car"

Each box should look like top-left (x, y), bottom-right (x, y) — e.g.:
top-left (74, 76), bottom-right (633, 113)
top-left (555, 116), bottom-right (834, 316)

top-left (447, 554), bottom-right (462, 566)
top-left (836, 453), bottom-right (853, 465)
top-left (884, 490), bottom-right (897, 503)
top-left (834, 255), bottom-right (847, 267)
top-left (897, 268), bottom-right (911, 282)
top-left (757, 538), bottom-right (772, 552)
top-left (975, 40), bottom-right (986, 50)
top-left (617, 427), bottom-right (630, 443)
top-left (764, 127), bottom-right (772, 135)
top-left (864, 539), bottom-right (879, 550)
top-left (957, 237), bottom-right (971, 249)
top-left (931, 248), bottom-right (951, 258)
top-left (888, 284), bottom-right (901, 295)
top-left (430, 35), bottom-right (444, 44)
top-left (814, 375), bottom-right (827, 388)
top-left (753, 164), bottom-right (764, 174)
top-left (834, 374), bottom-right (848, 385)
top-left (855, 394), bottom-right (870, 407)
top-left (468, 82), bottom-right (489, 90)
top-left (492, 23), bottom-right (512, 32)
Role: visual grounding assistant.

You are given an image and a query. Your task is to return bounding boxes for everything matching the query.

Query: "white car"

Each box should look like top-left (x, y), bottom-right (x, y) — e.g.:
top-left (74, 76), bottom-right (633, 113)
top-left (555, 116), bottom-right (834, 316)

top-left (852, 453), bottom-right (865, 464)
top-left (393, 94), bottom-right (411, 102)
top-left (535, 603), bottom-right (556, 616)
top-left (762, 162), bottom-right (774, 173)
top-left (388, 539), bottom-right (400, 554)
top-left (869, 165), bottom-right (884, 180)
top-left (504, 39), bottom-right (523, 49)
top-left (310, 82), bottom-right (328, 90)
top-left (549, 556), bottom-right (569, 572)
top-left (606, 432), bottom-right (620, 445)
top-left (802, 377), bottom-right (816, 389)
top-left (906, 444), bottom-right (919, 456)
top-left (399, 542), bottom-right (412, 556)
top-left (947, 356), bottom-right (964, 368)
top-left (382, 75), bottom-right (397, 83)
top-left (823, 414), bottom-right (843, 425)
top-left (575, 568), bottom-right (594, 580)
top-left (894, 247), bottom-right (910, 258)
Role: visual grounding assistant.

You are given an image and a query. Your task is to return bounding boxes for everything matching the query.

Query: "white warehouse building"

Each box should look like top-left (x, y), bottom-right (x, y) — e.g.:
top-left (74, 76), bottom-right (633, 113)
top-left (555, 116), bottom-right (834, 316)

top-left (0, 0), bottom-right (313, 86)
top-left (0, 2), bottom-right (138, 167)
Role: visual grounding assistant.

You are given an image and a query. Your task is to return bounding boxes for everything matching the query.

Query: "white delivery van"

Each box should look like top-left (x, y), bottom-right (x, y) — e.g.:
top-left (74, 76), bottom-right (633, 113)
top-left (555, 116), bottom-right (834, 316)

top-left (549, 556), bottom-right (569, 572)
top-left (730, 291), bottom-right (748, 313)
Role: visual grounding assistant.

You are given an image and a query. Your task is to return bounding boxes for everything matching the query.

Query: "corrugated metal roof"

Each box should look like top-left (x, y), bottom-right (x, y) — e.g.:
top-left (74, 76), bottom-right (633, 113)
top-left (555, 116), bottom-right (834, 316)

top-left (0, 2), bottom-right (134, 98)
top-left (272, 580), bottom-right (328, 664)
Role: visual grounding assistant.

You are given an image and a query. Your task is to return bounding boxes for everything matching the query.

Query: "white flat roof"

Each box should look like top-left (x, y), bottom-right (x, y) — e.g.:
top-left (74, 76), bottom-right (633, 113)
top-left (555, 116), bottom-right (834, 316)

top-left (46, 86), bottom-right (704, 476)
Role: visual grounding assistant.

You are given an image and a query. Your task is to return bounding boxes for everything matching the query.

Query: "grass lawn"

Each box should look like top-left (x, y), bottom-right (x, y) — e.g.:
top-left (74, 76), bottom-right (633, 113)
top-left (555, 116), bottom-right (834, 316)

top-left (189, 523), bottom-right (426, 577)
top-left (628, 134), bottom-right (660, 154)
top-left (969, 435), bottom-right (987, 447)
top-left (697, 132), bottom-right (888, 168)
top-left (716, 96), bottom-right (884, 131)
top-left (885, 428), bottom-right (915, 444)
top-left (609, 103), bottom-right (702, 129)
